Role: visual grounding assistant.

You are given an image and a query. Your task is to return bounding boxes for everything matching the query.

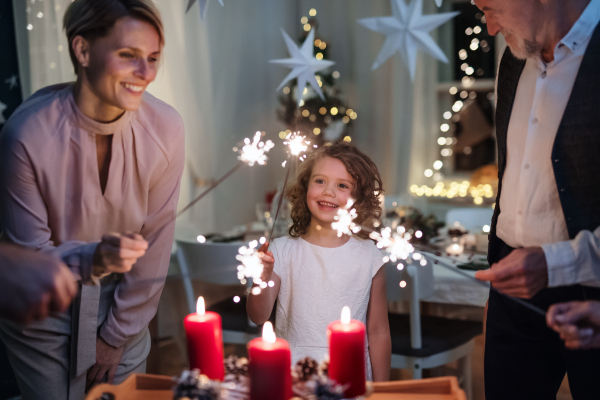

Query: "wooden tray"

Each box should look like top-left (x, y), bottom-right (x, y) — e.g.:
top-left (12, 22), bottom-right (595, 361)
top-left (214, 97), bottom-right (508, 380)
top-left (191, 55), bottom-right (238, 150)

top-left (85, 374), bottom-right (466, 400)
top-left (370, 377), bottom-right (466, 400)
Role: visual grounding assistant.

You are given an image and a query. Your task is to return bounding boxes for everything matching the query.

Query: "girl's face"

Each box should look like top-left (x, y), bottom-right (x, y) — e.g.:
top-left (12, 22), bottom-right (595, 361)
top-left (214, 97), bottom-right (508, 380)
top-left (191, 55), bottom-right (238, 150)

top-left (306, 156), bottom-right (356, 228)
top-left (83, 17), bottom-right (161, 112)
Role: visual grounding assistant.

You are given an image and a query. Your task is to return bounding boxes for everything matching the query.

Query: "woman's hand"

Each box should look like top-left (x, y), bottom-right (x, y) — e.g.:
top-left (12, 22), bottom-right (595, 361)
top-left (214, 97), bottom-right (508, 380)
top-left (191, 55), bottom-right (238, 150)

top-left (257, 242), bottom-right (275, 282)
top-left (86, 336), bottom-right (125, 391)
top-left (93, 233), bottom-right (148, 275)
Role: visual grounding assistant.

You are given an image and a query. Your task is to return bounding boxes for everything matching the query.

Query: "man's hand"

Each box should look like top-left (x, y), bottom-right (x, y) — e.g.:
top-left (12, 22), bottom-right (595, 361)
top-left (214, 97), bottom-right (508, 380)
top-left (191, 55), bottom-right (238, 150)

top-left (547, 301), bottom-right (600, 349)
top-left (257, 242), bottom-right (275, 282)
top-left (86, 336), bottom-right (125, 391)
top-left (93, 233), bottom-right (148, 275)
top-left (475, 246), bottom-right (548, 299)
top-left (0, 244), bottom-right (77, 324)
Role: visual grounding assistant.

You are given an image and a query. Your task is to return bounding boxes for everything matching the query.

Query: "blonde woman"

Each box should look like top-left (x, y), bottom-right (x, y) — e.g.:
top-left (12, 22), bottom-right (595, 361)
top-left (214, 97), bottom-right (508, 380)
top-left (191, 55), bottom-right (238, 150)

top-left (0, 1), bottom-right (184, 398)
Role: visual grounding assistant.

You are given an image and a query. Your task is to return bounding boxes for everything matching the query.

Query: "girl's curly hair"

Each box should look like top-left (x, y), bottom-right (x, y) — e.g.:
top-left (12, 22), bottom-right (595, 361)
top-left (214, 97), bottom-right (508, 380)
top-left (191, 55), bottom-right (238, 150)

top-left (286, 141), bottom-right (384, 240)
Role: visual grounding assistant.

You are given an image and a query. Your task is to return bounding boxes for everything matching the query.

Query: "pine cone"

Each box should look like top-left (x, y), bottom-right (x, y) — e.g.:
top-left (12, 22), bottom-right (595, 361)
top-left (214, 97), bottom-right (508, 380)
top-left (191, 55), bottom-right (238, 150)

top-left (224, 355), bottom-right (249, 379)
top-left (293, 357), bottom-right (320, 382)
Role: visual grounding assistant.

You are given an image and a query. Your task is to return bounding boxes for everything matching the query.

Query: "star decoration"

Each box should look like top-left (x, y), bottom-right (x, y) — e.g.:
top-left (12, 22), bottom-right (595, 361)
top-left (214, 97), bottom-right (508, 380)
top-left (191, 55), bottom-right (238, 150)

top-left (270, 28), bottom-right (335, 108)
top-left (5, 75), bottom-right (18, 90)
top-left (185, 0), bottom-right (223, 20)
top-left (435, 0), bottom-right (443, 6)
top-left (358, 0), bottom-right (459, 80)
top-left (0, 101), bottom-right (7, 124)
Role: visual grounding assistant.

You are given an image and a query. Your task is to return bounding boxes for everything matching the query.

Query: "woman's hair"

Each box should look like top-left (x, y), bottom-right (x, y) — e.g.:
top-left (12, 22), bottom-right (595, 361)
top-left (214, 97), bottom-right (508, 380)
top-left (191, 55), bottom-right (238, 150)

top-left (286, 141), bottom-right (384, 240)
top-left (63, 0), bottom-right (164, 74)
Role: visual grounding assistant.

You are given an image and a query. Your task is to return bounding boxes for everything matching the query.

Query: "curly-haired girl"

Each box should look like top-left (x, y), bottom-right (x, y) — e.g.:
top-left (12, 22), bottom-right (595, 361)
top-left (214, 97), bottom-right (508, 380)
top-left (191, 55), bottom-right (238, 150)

top-left (247, 141), bottom-right (391, 382)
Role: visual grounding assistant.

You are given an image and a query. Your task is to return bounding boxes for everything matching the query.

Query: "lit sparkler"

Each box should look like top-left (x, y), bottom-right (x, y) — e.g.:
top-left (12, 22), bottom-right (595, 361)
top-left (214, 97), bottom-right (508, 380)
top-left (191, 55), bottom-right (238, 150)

top-left (369, 226), bottom-right (418, 264)
top-left (332, 200), bottom-right (362, 237)
top-left (236, 240), bottom-right (274, 295)
top-left (173, 132), bottom-right (275, 221)
top-left (283, 131), bottom-right (310, 159)
top-left (237, 131), bottom-right (275, 166)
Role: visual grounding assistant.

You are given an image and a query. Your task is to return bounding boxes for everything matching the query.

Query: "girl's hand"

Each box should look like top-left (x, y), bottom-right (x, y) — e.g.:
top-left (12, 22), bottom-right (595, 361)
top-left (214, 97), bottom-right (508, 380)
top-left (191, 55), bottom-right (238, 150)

top-left (257, 242), bottom-right (275, 282)
top-left (93, 233), bottom-right (148, 275)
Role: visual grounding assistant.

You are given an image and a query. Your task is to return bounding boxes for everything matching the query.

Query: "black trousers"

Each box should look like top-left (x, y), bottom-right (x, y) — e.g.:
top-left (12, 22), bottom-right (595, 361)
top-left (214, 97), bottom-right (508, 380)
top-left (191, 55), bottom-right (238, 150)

top-left (485, 239), bottom-right (600, 400)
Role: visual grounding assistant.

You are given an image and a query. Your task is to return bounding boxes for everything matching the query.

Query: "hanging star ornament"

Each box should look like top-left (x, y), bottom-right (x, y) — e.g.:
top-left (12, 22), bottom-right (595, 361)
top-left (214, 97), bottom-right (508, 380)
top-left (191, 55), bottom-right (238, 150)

top-left (185, 0), bottom-right (223, 20)
top-left (270, 28), bottom-right (335, 108)
top-left (358, 0), bottom-right (459, 80)
top-left (435, 0), bottom-right (443, 7)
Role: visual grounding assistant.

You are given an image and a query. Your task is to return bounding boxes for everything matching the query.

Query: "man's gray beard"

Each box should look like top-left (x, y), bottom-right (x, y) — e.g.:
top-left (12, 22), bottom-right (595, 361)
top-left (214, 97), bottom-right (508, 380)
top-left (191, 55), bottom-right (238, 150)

top-left (508, 35), bottom-right (543, 60)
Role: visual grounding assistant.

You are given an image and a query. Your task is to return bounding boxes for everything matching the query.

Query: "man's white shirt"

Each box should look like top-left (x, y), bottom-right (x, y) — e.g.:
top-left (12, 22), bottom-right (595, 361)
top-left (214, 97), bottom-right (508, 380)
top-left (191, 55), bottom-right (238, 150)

top-left (495, 0), bottom-right (600, 287)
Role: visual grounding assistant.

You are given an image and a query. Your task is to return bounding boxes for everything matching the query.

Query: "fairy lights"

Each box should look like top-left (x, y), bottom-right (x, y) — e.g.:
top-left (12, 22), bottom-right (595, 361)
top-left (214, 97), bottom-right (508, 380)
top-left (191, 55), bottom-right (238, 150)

top-left (237, 131), bottom-right (275, 166)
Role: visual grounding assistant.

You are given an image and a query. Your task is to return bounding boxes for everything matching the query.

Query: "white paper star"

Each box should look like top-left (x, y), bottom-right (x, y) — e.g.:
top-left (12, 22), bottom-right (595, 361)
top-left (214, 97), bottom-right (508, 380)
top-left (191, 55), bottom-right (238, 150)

top-left (435, 0), bottom-right (443, 7)
top-left (270, 28), bottom-right (335, 108)
top-left (5, 75), bottom-right (18, 90)
top-left (358, 0), bottom-right (459, 80)
top-left (0, 101), bottom-right (7, 124)
top-left (185, 0), bottom-right (223, 20)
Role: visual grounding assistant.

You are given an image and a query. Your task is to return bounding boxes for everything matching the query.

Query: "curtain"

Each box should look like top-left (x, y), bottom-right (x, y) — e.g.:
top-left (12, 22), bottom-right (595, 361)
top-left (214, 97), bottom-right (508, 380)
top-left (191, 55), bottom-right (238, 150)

top-left (13, 0), bottom-right (442, 233)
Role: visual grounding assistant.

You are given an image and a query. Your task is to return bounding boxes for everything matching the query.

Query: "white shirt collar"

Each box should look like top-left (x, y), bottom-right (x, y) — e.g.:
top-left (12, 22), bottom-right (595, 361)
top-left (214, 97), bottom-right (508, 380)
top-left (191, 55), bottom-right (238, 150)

top-left (558, 0), bottom-right (600, 53)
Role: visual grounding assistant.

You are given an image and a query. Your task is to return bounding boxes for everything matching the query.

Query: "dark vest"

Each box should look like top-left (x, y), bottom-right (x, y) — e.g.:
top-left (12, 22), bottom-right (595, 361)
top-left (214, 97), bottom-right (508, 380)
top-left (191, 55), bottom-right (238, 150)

top-left (489, 23), bottom-right (600, 263)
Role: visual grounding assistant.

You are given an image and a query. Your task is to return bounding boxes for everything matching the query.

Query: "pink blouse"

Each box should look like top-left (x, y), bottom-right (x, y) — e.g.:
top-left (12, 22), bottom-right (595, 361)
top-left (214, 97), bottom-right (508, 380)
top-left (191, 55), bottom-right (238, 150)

top-left (0, 83), bottom-right (185, 350)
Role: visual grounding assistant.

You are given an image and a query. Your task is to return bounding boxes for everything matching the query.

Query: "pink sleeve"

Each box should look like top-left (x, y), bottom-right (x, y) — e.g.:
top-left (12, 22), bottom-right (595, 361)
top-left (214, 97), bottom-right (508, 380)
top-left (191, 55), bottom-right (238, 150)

top-left (99, 117), bottom-right (185, 348)
top-left (0, 130), bottom-right (97, 283)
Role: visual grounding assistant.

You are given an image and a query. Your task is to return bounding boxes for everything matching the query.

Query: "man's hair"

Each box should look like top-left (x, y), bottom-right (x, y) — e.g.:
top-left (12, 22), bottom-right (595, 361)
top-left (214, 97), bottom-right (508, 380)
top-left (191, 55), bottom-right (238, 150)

top-left (63, 0), bottom-right (164, 74)
top-left (286, 141), bottom-right (384, 239)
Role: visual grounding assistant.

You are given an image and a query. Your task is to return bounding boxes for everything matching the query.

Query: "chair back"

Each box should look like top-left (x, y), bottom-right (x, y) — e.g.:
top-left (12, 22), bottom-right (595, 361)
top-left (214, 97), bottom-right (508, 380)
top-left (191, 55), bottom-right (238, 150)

top-left (176, 239), bottom-right (245, 285)
top-left (385, 259), bottom-right (435, 350)
top-left (445, 207), bottom-right (493, 232)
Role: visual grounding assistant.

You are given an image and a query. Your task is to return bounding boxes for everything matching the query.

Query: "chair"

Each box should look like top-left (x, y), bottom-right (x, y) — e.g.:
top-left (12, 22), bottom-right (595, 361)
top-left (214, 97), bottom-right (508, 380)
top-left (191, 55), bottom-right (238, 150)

top-left (445, 207), bottom-right (494, 232)
top-left (386, 259), bottom-right (482, 399)
top-left (176, 239), bottom-right (261, 345)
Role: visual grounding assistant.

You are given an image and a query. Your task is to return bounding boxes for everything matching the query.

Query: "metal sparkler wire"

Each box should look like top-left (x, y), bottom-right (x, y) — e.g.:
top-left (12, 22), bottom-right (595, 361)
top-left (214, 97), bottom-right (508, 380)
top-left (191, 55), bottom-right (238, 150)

top-left (266, 165), bottom-right (291, 249)
top-left (265, 132), bottom-right (311, 250)
top-left (412, 245), bottom-right (546, 317)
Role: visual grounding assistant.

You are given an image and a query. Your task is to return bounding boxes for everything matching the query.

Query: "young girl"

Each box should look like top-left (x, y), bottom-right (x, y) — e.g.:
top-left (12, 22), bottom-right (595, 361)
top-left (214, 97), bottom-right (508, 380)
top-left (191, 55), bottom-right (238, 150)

top-left (247, 142), bottom-right (391, 382)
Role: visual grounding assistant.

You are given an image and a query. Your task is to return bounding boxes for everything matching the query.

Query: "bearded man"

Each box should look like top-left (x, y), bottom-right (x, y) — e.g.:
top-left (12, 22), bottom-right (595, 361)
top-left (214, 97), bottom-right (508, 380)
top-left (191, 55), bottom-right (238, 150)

top-left (473, 0), bottom-right (600, 398)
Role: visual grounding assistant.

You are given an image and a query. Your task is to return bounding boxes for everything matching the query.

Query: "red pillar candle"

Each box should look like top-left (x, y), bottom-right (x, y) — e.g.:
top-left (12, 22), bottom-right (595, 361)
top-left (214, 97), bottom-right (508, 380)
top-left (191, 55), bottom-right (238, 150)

top-left (184, 296), bottom-right (225, 380)
top-left (247, 322), bottom-right (292, 400)
top-left (327, 306), bottom-right (366, 398)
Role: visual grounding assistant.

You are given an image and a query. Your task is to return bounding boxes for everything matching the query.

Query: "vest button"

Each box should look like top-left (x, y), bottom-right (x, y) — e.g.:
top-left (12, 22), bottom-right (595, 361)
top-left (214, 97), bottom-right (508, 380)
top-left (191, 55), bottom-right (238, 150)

top-left (560, 188), bottom-right (565, 192)
top-left (541, 71), bottom-right (547, 78)
top-left (554, 159), bottom-right (560, 162)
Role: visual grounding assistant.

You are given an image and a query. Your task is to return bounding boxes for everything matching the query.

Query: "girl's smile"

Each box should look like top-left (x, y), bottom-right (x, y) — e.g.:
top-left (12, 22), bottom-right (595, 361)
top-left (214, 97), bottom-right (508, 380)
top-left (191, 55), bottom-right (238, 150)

top-left (306, 156), bottom-right (355, 227)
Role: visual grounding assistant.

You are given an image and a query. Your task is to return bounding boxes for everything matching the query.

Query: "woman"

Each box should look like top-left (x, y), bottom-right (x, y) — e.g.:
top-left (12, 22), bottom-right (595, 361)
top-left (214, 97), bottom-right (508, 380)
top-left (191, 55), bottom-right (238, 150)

top-left (0, 1), bottom-right (185, 399)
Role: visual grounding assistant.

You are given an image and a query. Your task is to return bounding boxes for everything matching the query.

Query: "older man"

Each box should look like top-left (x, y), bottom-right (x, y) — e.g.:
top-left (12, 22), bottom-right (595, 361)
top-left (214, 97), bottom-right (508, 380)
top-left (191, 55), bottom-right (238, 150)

top-left (473, 0), bottom-right (600, 398)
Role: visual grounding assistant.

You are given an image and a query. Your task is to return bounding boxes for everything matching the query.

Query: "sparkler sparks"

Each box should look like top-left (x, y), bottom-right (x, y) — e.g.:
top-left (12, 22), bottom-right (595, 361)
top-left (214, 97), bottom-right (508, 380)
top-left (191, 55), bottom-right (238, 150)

top-left (236, 240), bottom-right (274, 295)
top-left (237, 131), bottom-right (275, 166)
top-left (283, 131), bottom-right (311, 159)
top-left (369, 226), bottom-right (419, 264)
top-left (332, 200), bottom-right (361, 237)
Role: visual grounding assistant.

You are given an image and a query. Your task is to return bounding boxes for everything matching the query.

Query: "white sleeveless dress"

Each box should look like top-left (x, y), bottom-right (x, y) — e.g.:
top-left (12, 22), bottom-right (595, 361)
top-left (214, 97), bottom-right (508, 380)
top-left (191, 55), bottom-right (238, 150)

top-left (271, 236), bottom-right (384, 380)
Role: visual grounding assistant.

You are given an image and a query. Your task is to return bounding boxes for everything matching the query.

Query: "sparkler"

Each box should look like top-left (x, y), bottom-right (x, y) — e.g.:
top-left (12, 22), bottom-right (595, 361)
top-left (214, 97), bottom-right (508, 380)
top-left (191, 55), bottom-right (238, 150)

top-left (173, 132), bottom-right (274, 221)
top-left (329, 205), bottom-right (546, 317)
top-left (266, 132), bottom-right (311, 248)
top-left (236, 239), bottom-right (275, 295)
top-left (332, 199), bottom-right (361, 237)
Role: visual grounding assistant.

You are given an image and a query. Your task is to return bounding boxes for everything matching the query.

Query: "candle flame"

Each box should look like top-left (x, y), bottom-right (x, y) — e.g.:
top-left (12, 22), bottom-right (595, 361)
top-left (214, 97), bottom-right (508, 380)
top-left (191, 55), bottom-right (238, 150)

top-left (196, 296), bottom-right (205, 316)
top-left (341, 306), bottom-right (351, 325)
top-left (262, 321), bottom-right (276, 343)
